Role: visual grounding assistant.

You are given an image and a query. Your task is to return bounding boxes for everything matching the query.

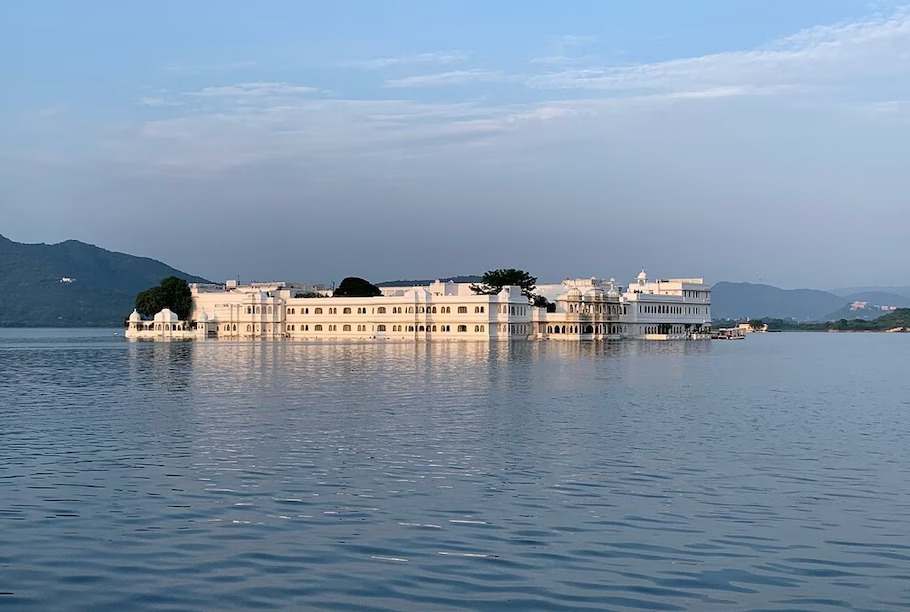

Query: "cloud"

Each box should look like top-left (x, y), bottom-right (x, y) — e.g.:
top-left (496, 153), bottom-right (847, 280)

top-left (186, 82), bottom-right (322, 98)
top-left (349, 51), bottom-right (469, 69)
top-left (384, 69), bottom-right (507, 88)
top-left (527, 9), bottom-right (910, 97)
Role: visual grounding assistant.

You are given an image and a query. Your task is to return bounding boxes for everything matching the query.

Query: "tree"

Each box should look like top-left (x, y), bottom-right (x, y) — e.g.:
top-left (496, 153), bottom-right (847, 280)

top-left (134, 276), bottom-right (192, 319)
top-left (532, 294), bottom-right (551, 309)
top-left (333, 277), bottom-right (382, 298)
top-left (135, 287), bottom-right (166, 318)
top-left (470, 269), bottom-right (538, 300)
top-left (749, 319), bottom-right (765, 330)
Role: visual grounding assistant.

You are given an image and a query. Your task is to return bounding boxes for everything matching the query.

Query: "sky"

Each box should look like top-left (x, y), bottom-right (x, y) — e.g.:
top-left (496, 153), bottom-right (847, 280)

top-left (2, 1), bottom-right (909, 288)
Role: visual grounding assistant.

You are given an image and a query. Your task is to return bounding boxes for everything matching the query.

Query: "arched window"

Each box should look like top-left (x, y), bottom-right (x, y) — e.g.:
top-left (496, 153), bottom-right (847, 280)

top-left (418, 325), bottom-right (425, 332)
top-left (314, 307), bottom-right (323, 314)
top-left (314, 324), bottom-right (323, 331)
top-left (457, 306), bottom-right (467, 314)
top-left (343, 307), bottom-right (351, 314)
top-left (407, 325), bottom-right (414, 332)
top-left (457, 325), bottom-right (467, 332)
top-left (342, 324), bottom-right (351, 331)
top-left (431, 306), bottom-right (437, 313)
top-left (377, 306), bottom-right (386, 314)
top-left (377, 324), bottom-right (386, 332)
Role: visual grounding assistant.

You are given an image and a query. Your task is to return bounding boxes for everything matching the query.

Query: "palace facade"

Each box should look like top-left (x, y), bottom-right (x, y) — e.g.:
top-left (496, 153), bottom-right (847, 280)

top-left (125, 271), bottom-right (711, 341)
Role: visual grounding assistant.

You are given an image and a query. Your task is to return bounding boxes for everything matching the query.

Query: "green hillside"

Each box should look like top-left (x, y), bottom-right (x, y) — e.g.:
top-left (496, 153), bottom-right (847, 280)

top-left (753, 309), bottom-right (910, 332)
top-left (0, 234), bottom-right (209, 327)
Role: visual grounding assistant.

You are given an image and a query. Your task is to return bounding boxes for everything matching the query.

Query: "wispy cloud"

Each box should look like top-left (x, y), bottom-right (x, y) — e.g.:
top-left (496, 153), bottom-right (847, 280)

top-left (528, 10), bottom-right (910, 97)
top-left (349, 51), bottom-right (469, 70)
top-left (96, 9), bottom-right (910, 175)
top-left (384, 69), bottom-right (506, 88)
top-left (186, 82), bottom-right (322, 98)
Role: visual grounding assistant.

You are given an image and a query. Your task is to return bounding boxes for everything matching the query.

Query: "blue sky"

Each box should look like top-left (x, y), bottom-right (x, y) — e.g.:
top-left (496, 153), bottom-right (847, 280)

top-left (2, 1), bottom-right (909, 287)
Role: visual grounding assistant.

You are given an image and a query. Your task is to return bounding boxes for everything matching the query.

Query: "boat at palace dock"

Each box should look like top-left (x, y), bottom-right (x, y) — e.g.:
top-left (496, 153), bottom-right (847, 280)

top-left (126, 270), bottom-right (712, 342)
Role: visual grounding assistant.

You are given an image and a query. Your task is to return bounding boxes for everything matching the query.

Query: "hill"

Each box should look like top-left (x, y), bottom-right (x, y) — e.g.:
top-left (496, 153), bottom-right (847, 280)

top-left (756, 308), bottom-right (910, 332)
top-left (377, 275), bottom-right (482, 287)
top-left (829, 286), bottom-right (910, 299)
top-left (0, 234), bottom-right (209, 327)
top-left (711, 281), bottom-right (846, 321)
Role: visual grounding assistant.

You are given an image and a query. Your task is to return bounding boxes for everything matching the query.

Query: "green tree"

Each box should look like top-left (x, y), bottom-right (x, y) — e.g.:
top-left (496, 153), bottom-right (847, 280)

top-left (134, 276), bottom-right (192, 319)
top-left (135, 287), bottom-right (166, 318)
top-left (470, 268), bottom-right (538, 300)
top-left (333, 277), bottom-right (382, 298)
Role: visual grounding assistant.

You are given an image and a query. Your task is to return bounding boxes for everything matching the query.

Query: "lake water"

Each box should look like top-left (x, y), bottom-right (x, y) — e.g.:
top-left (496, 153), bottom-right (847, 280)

top-left (1, 330), bottom-right (909, 611)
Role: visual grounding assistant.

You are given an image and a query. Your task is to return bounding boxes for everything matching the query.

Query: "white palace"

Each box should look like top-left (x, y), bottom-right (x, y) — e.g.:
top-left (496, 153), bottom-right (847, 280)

top-left (125, 271), bottom-right (711, 342)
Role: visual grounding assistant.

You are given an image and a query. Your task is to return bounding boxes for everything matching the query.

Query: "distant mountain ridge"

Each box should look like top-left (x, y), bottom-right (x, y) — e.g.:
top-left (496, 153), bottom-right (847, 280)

top-left (829, 286), bottom-right (910, 299)
top-left (0, 234), bottom-right (209, 327)
top-left (711, 282), bottom-right (847, 321)
top-left (377, 275), bottom-right (482, 287)
top-left (711, 281), bottom-right (910, 321)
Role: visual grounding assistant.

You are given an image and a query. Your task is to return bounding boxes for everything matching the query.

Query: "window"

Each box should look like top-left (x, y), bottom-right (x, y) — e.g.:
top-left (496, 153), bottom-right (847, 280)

top-left (315, 307), bottom-right (323, 314)
top-left (475, 306), bottom-right (484, 313)
top-left (377, 324), bottom-right (386, 332)
top-left (377, 306), bottom-right (386, 314)
top-left (342, 324), bottom-right (351, 331)
top-left (315, 324), bottom-right (323, 331)
top-left (431, 306), bottom-right (437, 313)
top-left (457, 306), bottom-right (468, 314)
top-left (343, 307), bottom-right (351, 314)
top-left (457, 325), bottom-right (467, 332)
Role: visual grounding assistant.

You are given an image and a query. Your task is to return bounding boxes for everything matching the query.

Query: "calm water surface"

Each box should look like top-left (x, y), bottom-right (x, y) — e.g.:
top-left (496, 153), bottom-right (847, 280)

top-left (1, 330), bottom-right (909, 611)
